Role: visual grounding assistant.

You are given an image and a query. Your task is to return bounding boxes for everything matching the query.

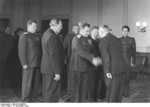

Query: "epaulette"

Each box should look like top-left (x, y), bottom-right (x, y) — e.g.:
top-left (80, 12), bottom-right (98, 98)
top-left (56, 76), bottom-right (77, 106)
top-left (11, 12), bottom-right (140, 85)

top-left (22, 32), bottom-right (29, 35)
top-left (77, 34), bottom-right (81, 38)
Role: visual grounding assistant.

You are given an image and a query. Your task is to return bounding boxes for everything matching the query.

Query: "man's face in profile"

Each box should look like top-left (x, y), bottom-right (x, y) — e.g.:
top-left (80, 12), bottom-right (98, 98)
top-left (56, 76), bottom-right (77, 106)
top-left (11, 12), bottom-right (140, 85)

top-left (56, 21), bottom-right (63, 34)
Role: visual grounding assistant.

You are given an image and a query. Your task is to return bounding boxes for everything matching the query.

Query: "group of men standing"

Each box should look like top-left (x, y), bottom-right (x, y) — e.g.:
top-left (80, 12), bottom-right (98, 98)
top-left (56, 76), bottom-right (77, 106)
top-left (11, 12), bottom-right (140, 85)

top-left (18, 18), bottom-right (136, 102)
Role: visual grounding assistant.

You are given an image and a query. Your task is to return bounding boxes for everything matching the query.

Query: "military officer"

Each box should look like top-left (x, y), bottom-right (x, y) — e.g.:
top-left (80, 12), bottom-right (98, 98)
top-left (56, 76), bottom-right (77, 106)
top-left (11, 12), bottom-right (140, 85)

top-left (119, 26), bottom-right (136, 97)
top-left (69, 23), bottom-right (102, 102)
top-left (18, 20), bottom-right (42, 102)
top-left (63, 24), bottom-right (79, 98)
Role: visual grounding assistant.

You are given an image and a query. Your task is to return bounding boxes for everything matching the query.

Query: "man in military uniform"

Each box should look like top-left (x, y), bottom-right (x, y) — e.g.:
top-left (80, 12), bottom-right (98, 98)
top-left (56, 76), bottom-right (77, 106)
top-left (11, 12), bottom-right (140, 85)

top-left (119, 26), bottom-right (136, 97)
top-left (69, 23), bottom-right (102, 102)
top-left (63, 24), bottom-right (79, 97)
top-left (99, 25), bottom-right (126, 102)
top-left (18, 20), bottom-right (42, 102)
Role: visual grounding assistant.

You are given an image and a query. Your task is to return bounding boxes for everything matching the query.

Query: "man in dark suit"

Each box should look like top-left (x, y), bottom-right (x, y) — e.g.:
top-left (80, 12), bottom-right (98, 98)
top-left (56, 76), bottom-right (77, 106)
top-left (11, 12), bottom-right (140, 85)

top-left (18, 20), bottom-right (42, 102)
top-left (13, 28), bottom-right (24, 86)
top-left (3, 27), bottom-right (15, 87)
top-left (63, 24), bottom-right (79, 97)
top-left (41, 19), bottom-right (64, 102)
top-left (0, 28), bottom-right (14, 88)
top-left (119, 26), bottom-right (136, 97)
top-left (69, 23), bottom-right (102, 102)
top-left (88, 26), bottom-right (106, 102)
top-left (99, 25), bottom-right (126, 102)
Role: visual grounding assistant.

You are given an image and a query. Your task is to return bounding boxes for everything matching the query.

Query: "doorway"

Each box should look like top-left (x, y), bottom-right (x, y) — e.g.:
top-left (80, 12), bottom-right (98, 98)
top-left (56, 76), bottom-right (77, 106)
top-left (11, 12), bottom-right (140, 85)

top-left (0, 18), bottom-right (10, 32)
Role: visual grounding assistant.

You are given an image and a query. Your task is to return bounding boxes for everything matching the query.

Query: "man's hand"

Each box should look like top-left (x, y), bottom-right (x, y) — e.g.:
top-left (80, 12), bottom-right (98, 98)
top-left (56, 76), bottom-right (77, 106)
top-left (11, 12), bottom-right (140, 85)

top-left (106, 73), bottom-right (112, 79)
top-left (54, 74), bottom-right (60, 81)
top-left (64, 57), bottom-right (67, 64)
top-left (130, 58), bottom-right (135, 67)
top-left (23, 65), bottom-right (28, 70)
top-left (131, 63), bottom-right (135, 67)
top-left (92, 57), bottom-right (102, 66)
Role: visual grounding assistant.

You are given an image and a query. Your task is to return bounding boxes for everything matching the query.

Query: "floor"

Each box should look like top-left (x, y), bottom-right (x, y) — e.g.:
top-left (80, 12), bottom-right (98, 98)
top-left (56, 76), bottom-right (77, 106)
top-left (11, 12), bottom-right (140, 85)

top-left (0, 79), bottom-right (150, 103)
top-left (122, 80), bottom-right (150, 102)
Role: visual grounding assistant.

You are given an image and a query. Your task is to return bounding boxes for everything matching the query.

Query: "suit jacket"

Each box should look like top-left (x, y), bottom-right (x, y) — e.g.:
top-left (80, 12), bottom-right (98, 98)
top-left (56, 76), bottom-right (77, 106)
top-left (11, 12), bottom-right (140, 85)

top-left (0, 33), bottom-right (14, 61)
top-left (69, 35), bottom-right (94, 72)
top-left (100, 33), bottom-right (126, 75)
top-left (13, 36), bottom-right (20, 59)
top-left (89, 37), bottom-right (102, 71)
top-left (63, 33), bottom-right (75, 63)
top-left (119, 36), bottom-right (136, 65)
top-left (41, 28), bottom-right (64, 75)
top-left (90, 37), bottom-right (101, 57)
top-left (18, 32), bottom-right (42, 67)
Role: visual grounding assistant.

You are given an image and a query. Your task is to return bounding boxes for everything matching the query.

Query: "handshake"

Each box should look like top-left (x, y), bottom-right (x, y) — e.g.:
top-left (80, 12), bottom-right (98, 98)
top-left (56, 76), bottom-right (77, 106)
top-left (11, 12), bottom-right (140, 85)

top-left (92, 57), bottom-right (102, 67)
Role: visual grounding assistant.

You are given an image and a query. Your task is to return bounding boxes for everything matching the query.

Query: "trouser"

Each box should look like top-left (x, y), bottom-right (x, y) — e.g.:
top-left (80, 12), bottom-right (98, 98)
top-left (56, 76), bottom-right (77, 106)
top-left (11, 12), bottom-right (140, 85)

top-left (87, 70), bottom-right (95, 101)
top-left (0, 60), bottom-right (9, 88)
top-left (94, 70), bottom-right (106, 101)
top-left (67, 68), bottom-right (72, 95)
top-left (105, 72), bottom-right (126, 102)
top-left (70, 70), bottom-right (88, 102)
top-left (13, 58), bottom-right (22, 86)
top-left (22, 67), bottom-right (41, 102)
top-left (123, 66), bottom-right (131, 97)
top-left (42, 74), bottom-right (61, 102)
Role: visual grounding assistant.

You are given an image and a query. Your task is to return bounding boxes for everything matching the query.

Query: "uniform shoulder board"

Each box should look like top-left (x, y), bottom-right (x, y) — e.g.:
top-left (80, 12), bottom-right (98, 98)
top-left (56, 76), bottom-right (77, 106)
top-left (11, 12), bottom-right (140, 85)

top-left (22, 32), bottom-right (29, 35)
top-left (77, 34), bottom-right (81, 38)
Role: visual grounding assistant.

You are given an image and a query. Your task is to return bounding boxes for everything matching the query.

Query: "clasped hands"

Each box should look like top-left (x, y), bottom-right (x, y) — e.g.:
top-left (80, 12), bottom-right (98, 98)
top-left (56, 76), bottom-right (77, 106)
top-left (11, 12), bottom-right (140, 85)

top-left (92, 57), bottom-right (102, 67)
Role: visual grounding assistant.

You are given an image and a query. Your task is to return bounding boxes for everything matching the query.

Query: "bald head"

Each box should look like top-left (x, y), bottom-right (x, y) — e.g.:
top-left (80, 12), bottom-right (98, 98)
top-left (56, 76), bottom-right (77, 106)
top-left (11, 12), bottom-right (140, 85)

top-left (50, 19), bottom-right (62, 34)
top-left (50, 19), bottom-right (60, 26)
top-left (99, 25), bottom-right (109, 31)
top-left (99, 24), bottom-right (110, 38)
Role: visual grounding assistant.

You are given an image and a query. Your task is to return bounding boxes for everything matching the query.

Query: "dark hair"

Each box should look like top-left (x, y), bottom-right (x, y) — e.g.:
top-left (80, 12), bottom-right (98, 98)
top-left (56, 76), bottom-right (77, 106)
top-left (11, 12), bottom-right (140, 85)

top-left (14, 28), bottom-right (24, 35)
top-left (80, 23), bottom-right (90, 29)
top-left (27, 20), bottom-right (37, 27)
top-left (122, 26), bottom-right (130, 32)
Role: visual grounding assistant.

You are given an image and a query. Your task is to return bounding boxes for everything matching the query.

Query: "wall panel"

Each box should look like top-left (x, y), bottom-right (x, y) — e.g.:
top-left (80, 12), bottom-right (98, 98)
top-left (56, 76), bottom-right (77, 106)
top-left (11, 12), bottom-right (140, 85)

top-left (128, 0), bottom-right (150, 52)
top-left (12, 0), bottom-right (25, 33)
top-left (102, 0), bottom-right (124, 37)
top-left (42, 0), bottom-right (71, 15)
top-left (72, 0), bottom-right (99, 26)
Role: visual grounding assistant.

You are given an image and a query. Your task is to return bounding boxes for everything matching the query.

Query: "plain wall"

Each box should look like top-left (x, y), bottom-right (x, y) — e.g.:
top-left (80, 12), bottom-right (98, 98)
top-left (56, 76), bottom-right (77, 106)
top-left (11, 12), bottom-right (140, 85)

top-left (1, 0), bottom-right (150, 53)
